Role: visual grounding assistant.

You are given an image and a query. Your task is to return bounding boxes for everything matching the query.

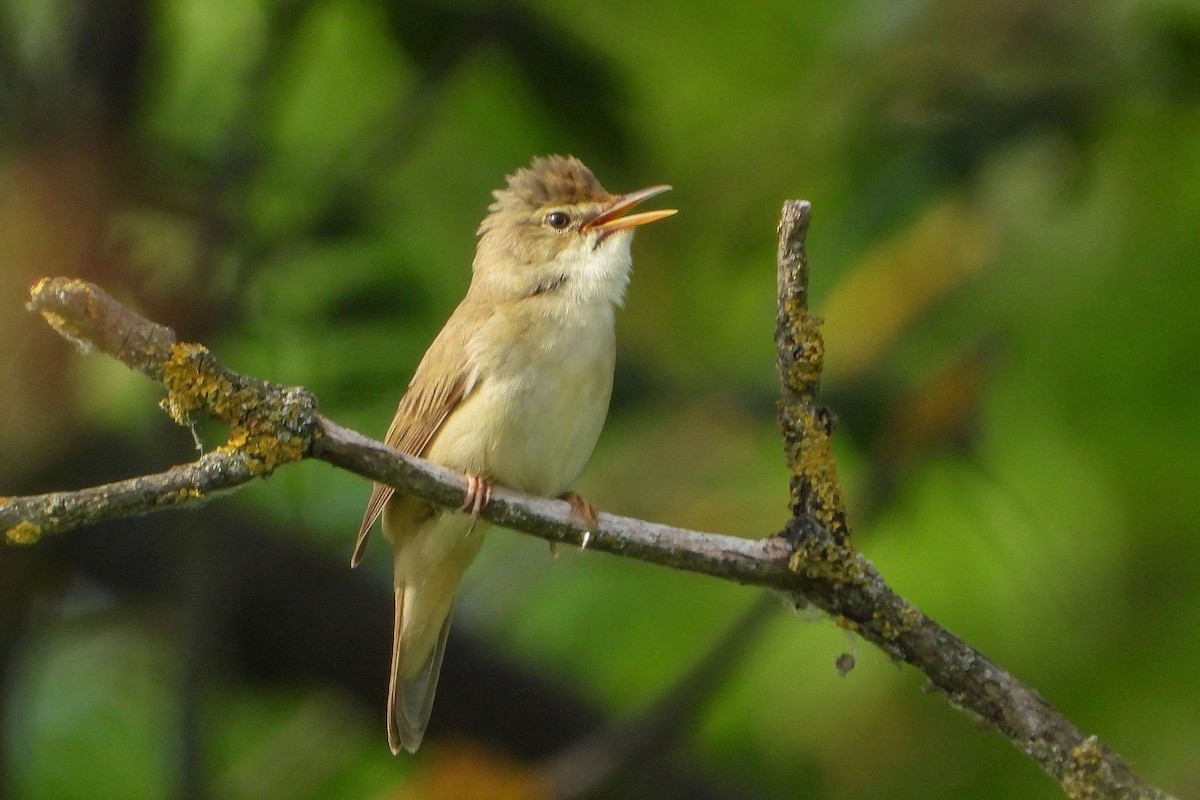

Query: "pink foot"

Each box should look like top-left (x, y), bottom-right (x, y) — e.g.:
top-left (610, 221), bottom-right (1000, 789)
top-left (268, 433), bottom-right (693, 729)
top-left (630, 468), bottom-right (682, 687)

top-left (461, 474), bottom-right (493, 535)
top-left (560, 491), bottom-right (600, 549)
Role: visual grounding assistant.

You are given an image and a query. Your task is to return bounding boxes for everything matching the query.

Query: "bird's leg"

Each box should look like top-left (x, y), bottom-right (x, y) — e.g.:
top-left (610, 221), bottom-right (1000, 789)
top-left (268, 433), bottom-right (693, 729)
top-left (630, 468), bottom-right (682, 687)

top-left (461, 474), bottom-right (493, 536)
top-left (560, 491), bottom-right (599, 550)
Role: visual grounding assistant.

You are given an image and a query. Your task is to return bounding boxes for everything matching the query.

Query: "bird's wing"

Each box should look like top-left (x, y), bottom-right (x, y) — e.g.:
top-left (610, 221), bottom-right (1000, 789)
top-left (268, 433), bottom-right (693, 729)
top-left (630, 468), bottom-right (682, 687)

top-left (352, 302), bottom-right (485, 566)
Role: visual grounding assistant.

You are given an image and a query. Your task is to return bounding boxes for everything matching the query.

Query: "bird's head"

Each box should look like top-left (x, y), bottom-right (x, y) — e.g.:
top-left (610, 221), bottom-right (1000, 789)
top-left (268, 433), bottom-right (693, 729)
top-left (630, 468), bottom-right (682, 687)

top-left (472, 155), bottom-right (675, 307)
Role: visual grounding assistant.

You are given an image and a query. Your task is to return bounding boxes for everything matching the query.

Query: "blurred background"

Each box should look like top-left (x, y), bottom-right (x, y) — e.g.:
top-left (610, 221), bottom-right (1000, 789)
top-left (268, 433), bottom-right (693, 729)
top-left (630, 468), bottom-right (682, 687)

top-left (2, 0), bottom-right (1198, 798)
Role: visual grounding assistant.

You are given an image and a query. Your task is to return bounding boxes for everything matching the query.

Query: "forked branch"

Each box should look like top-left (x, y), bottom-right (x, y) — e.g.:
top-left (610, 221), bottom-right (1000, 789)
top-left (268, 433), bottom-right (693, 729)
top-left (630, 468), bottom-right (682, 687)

top-left (0, 207), bottom-right (1173, 799)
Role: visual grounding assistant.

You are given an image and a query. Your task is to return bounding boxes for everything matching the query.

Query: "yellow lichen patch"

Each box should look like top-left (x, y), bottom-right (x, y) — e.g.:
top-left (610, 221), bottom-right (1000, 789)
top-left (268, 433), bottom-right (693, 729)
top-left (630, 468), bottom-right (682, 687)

top-left (874, 611), bottom-right (898, 640)
top-left (780, 315), bottom-right (825, 391)
top-left (37, 310), bottom-right (94, 354)
top-left (779, 305), bottom-right (851, 545)
top-left (218, 428), bottom-right (307, 477)
top-left (161, 342), bottom-right (227, 425)
top-left (789, 411), bottom-right (835, 476)
top-left (782, 404), bottom-right (848, 538)
top-left (897, 603), bottom-right (922, 630)
top-left (244, 431), bottom-right (306, 475)
top-left (39, 310), bottom-right (67, 332)
top-left (38, 277), bottom-right (91, 295)
top-left (5, 521), bottom-right (43, 546)
top-left (1062, 736), bottom-right (1107, 800)
top-left (160, 342), bottom-right (314, 475)
top-left (873, 606), bottom-right (922, 641)
top-left (787, 534), bottom-right (865, 587)
top-left (160, 342), bottom-right (281, 433)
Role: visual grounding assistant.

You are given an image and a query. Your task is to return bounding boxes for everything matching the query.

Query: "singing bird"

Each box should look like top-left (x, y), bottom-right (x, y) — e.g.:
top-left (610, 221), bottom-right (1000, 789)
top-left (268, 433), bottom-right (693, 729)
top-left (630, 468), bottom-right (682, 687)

top-left (354, 156), bottom-right (676, 753)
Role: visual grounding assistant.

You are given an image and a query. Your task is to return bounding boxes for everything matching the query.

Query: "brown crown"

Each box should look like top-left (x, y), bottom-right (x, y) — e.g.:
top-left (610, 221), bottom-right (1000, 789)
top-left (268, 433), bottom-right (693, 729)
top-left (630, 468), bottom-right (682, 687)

top-left (488, 155), bottom-right (612, 217)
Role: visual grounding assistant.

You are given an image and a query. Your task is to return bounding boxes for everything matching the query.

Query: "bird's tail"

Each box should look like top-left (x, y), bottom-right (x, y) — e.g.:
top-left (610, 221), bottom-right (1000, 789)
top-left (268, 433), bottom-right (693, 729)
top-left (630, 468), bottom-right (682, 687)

top-left (386, 584), bottom-right (456, 755)
top-left (384, 506), bottom-right (486, 754)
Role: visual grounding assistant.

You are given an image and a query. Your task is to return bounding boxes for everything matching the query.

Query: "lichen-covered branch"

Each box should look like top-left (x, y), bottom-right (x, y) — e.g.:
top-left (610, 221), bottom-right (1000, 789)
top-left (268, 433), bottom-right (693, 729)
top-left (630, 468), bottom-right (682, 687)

top-left (1, 234), bottom-right (1175, 800)
top-left (1, 449), bottom-right (258, 545)
top-left (769, 201), bottom-right (1168, 800)
top-left (775, 202), bottom-right (850, 544)
top-left (29, 277), bottom-right (320, 476)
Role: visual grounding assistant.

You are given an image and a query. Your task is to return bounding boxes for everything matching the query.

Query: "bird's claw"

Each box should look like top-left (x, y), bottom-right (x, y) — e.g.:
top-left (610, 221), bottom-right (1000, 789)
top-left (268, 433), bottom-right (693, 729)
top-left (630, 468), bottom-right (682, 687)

top-left (462, 474), bottom-right (493, 536)
top-left (560, 492), bottom-right (599, 550)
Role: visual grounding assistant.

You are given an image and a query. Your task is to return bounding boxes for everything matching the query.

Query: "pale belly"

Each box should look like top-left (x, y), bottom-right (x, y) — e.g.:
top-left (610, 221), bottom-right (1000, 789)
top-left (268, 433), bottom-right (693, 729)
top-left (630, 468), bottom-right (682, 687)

top-left (423, 309), bottom-right (616, 498)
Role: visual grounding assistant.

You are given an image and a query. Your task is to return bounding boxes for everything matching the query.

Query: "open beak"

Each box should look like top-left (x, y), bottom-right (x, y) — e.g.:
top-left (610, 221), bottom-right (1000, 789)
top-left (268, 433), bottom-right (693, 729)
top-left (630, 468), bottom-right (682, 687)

top-left (582, 184), bottom-right (677, 236)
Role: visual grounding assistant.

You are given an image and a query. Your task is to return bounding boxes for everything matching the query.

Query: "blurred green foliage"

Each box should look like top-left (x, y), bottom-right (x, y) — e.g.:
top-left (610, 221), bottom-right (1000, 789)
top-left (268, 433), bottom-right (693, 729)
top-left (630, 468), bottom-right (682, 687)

top-left (2, 0), bottom-right (1199, 798)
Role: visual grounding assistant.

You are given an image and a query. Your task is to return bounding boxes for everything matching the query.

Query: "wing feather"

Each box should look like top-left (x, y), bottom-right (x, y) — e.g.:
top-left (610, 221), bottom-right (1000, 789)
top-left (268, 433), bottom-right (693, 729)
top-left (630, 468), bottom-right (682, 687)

top-left (352, 302), bottom-right (486, 566)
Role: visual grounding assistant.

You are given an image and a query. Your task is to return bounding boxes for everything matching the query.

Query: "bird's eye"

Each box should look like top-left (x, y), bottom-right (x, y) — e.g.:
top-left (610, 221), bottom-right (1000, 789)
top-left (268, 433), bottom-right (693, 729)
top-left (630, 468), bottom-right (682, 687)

top-left (545, 211), bottom-right (571, 230)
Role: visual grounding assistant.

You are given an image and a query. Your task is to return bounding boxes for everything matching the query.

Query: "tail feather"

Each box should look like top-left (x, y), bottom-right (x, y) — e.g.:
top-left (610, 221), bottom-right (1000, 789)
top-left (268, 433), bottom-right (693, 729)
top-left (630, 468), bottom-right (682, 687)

top-left (383, 508), bottom-right (485, 754)
top-left (387, 586), bottom-right (455, 755)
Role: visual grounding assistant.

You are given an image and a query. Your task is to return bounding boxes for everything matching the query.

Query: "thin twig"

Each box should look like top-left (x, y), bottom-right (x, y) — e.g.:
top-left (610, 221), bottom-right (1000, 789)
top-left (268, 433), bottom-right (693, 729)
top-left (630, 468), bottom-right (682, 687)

top-left (775, 200), bottom-right (850, 544)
